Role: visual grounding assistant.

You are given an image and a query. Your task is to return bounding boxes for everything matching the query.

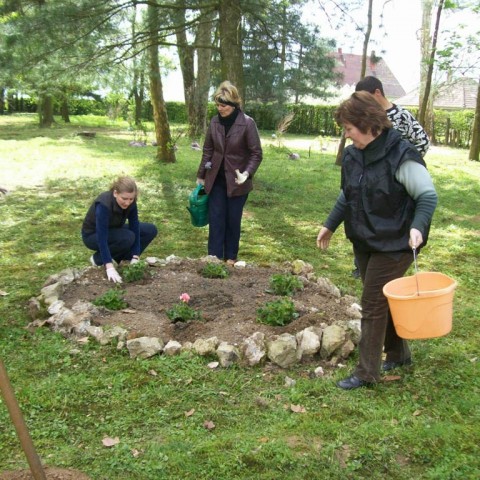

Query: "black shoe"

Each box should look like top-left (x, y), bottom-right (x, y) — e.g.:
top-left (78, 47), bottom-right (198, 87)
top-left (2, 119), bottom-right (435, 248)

top-left (382, 358), bottom-right (412, 372)
top-left (336, 375), bottom-right (373, 390)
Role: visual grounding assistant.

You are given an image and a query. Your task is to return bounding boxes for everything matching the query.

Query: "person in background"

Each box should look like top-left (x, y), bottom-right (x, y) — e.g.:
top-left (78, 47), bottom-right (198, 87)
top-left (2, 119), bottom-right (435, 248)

top-left (355, 76), bottom-right (430, 156)
top-left (350, 75), bottom-right (431, 278)
top-left (81, 176), bottom-right (157, 283)
top-left (317, 92), bottom-right (437, 390)
top-left (196, 81), bottom-right (262, 265)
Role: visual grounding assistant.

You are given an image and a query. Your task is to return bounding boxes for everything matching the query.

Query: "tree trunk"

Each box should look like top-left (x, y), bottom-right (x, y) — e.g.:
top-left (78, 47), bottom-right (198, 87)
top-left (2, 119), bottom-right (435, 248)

top-left (190, 9), bottom-right (215, 139)
top-left (419, 0), bottom-right (433, 109)
top-left (133, 70), bottom-right (145, 126)
top-left (219, 0), bottom-right (244, 100)
top-left (61, 96), bottom-right (70, 123)
top-left (418, 0), bottom-right (444, 130)
top-left (469, 79), bottom-right (480, 161)
top-left (336, 0), bottom-right (373, 165)
top-left (148, 4), bottom-right (176, 163)
top-left (131, 6), bottom-right (145, 126)
top-left (0, 88), bottom-right (5, 115)
top-left (360, 0), bottom-right (373, 79)
top-left (175, 0), bottom-right (195, 108)
top-left (38, 94), bottom-right (54, 127)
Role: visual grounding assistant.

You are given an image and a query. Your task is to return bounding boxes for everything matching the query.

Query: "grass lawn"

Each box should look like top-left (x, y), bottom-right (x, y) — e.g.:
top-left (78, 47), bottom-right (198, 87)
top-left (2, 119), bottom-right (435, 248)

top-left (0, 114), bottom-right (479, 479)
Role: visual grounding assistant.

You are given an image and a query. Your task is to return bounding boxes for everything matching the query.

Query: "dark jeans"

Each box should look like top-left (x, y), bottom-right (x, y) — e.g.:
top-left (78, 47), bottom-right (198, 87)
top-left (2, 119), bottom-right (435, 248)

top-left (353, 250), bottom-right (413, 382)
top-left (208, 181), bottom-right (248, 261)
top-left (82, 223), bottom-right (157, 265)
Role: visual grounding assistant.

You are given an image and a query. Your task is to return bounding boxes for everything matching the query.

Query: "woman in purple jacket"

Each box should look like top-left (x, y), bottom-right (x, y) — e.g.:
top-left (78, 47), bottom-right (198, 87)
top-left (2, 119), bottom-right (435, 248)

top-left (196, 81), bottom-right (263, 264)
top-left (81, 176), bottom-right (157, 283)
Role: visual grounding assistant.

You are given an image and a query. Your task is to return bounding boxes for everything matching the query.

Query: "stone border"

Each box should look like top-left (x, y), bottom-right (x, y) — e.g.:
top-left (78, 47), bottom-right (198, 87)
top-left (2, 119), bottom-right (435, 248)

top-left (27, 256), bottom-right (362, 369)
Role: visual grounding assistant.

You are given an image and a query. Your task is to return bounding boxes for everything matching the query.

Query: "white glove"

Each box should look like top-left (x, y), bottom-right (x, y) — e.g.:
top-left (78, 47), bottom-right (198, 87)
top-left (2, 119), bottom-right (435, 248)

top-left (235, 169), bottom-right (249, 185)
top-left (106, 267), bottom-right (122, 283)
top-left (130, 256), bottom-right (139, 264)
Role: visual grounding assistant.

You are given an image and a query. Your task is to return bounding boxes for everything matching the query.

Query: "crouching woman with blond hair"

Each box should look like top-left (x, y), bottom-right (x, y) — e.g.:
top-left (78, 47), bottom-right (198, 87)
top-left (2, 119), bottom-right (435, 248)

top-left (81, 176), bottom-right (157, 283)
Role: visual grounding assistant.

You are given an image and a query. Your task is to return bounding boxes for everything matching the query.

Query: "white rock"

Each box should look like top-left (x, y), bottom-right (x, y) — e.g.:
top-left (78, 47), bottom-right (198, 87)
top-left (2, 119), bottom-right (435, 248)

top-left (164, 340), bottom-right (182, 356)
top-left (48, 300), bottom-right (65, 315)
top-left (284, 376), bottom-right (296, 387)
top-left (126, 336), bottom-right (164, 359)
top-left (314, 366), bottom-right (325, 377)
top-left (234, 261), bottom-right (246, 268)
top-left (296, 326), bottom-right (322, 357)
top-left (320, 325), bottom-right (347, 359)
top-left (267, 333), bottom-right (299, 368)
top-left (193, 336), bottom-right (219, 356)
top-left (216, 342), bottom-right (240, 367)
top-left (241, 332), bottom-right (267, 366)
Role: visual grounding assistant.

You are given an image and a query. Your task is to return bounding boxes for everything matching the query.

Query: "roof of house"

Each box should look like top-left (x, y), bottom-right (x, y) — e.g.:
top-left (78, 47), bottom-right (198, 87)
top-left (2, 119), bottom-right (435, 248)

top-left (395, 77), bottom-right (479, 109)
top-left (332, 48), bottom-right (406, 99)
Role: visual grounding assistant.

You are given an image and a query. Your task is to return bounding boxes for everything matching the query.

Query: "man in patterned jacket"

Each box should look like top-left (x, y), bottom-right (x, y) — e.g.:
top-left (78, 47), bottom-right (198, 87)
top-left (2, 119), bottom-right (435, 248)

top-left (355, 76), bottom-right (430, 157)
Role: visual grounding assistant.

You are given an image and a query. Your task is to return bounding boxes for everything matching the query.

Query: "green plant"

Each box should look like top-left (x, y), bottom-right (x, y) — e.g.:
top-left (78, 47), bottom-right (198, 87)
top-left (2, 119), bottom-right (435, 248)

top-left (256, 298), bottom-right (298, 326)
top-left (92, 288), bottom-right (128, 310)
top-left (166, 302), bottom-right (202, 323)
top-left (268, 273), bottom-right (303, 296)
top-left (121, 260), bottom-right (148, 283)
top-left (201, 262), bottom-right (229, 279)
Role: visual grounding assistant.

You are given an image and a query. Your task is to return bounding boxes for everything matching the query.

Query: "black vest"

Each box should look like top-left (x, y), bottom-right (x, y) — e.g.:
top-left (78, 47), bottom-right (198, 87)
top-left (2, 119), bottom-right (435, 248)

top-left (82, 191), bottom-right (134, 234)
top-left (341, 129), bottom-right (428, 253)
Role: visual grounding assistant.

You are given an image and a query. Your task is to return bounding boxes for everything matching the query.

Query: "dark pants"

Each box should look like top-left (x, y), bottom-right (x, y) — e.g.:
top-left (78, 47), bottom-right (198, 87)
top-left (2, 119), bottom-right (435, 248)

top-left (82, 223), bottom-right (157, 265)
top-left (208, 181), bottom-right (248, 261)
top-left (353, 250), bottom-right (413, 382)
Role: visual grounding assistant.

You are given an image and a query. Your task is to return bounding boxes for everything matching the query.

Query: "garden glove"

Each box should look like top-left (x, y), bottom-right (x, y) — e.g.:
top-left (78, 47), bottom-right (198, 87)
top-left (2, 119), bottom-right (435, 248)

top-left (106, 266), bottom-right (122, 283)
top-left (130, 256), bottom-right (140, 265)
top-left (235, 169), bottom-right (249, 185)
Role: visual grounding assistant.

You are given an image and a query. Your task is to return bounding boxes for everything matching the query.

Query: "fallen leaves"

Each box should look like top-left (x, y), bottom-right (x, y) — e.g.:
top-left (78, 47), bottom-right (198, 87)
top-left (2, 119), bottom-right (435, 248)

top-left (289, 404), bottom-right (307, 414)
top-left (203, 420), bottom-right (216, 430)
top-left (0, 290), bottom-right (8, 296)
top-left (102, 436), bottom-right (120, 447)
top-left (184, 408), bottom-right (195, 417)
top-left (383, 375), bottom-right (402, 382)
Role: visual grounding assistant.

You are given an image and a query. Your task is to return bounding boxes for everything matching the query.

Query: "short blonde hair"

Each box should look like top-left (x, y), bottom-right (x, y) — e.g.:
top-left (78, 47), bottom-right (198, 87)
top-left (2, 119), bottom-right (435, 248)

top-left (110, 176), bottom-right (137, 196)
top-left (213, 81), bottom-right (242, 109)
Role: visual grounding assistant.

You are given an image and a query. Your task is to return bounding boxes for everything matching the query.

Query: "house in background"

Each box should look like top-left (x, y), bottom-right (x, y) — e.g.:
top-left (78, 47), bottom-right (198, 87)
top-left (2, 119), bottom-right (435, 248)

top-left (395, 77), bottom-right (478, 110)
top-left (327, 48), bottom-right (406, 102)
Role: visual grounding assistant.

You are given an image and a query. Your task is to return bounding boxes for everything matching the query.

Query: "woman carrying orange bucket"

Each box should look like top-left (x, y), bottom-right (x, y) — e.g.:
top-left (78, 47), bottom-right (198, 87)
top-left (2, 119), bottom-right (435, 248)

top-left (316, 92), bottom-right (438, 390)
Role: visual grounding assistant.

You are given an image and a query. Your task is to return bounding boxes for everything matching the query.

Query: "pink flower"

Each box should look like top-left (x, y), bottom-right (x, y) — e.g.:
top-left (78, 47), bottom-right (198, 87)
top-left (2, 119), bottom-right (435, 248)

top-left (179, 293), bottom-right (190, 303)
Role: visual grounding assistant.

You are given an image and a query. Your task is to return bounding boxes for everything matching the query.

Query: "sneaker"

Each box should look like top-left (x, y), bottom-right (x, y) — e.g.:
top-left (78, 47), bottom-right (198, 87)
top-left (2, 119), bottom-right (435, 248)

top-left (89, 255), bottom-right (100, 267)
top-left (336, 374), bottom-right (374, 390)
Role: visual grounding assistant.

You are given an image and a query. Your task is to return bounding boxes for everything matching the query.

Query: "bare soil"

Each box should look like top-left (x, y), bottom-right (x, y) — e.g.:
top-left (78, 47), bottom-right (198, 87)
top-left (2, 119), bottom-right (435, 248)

top-left (59, 258), bottom-right (356, 346)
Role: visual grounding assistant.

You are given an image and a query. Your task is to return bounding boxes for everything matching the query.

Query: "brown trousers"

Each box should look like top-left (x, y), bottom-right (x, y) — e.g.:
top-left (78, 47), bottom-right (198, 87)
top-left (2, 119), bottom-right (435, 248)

top-left (353, 250), bottom-right (413, 382)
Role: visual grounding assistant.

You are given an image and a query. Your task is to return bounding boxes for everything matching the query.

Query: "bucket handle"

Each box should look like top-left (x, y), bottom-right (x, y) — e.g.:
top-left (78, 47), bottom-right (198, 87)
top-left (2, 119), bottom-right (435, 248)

top-left (412, 247), bottom-right (420, 296)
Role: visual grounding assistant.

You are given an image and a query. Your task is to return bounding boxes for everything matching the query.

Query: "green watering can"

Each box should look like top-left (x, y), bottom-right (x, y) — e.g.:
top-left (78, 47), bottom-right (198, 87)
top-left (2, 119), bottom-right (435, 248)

top-left (187, 184), bottom-right (209, 227)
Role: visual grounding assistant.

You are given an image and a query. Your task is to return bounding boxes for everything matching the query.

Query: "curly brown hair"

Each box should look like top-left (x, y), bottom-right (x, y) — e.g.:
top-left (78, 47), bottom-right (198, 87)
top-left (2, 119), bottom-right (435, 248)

top-left (334, 91), bottom-right (392, 136)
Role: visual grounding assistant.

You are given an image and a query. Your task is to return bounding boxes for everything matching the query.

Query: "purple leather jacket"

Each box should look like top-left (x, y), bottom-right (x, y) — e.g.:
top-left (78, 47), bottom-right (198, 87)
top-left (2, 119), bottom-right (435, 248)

top-left (197, 111), bottom-right (263, 197)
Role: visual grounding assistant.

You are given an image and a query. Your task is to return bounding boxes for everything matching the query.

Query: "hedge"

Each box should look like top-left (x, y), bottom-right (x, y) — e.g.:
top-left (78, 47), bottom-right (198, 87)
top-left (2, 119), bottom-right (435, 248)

top-left (3, 95), bottom-right (475, 148)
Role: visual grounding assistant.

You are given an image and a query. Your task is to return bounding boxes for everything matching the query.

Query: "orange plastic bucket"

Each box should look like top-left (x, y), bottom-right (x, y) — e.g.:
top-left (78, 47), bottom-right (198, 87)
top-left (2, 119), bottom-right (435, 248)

top-left (383, 272), bottom-right (457, 339)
